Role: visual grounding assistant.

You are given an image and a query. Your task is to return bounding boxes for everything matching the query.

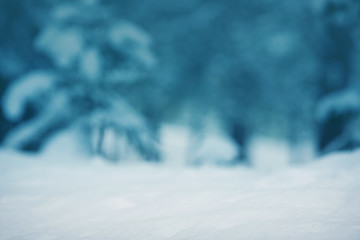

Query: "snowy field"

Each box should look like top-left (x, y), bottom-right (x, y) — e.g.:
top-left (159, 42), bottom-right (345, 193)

top-left (1, 150), bottom-right (360, 240)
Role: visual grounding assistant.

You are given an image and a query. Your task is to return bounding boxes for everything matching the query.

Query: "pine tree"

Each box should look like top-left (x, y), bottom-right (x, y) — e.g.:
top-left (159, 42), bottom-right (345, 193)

top-left (2, 1), bottom-right (159, 161)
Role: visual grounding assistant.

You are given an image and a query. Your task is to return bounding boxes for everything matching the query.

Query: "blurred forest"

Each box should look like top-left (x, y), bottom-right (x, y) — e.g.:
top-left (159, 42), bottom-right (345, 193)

top-left (1, 0), bottom-right (360, 165)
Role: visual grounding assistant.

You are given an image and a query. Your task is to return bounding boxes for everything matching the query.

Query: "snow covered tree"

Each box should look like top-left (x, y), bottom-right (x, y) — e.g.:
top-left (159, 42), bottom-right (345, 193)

top-left (120, 0), bottom-right (320, 164)
top-left (309, 0), bottom-right (360, 154)
top-left (0, 0), bottom-right (52, 143)
top-left (1, 1), bottom-right (159, 162)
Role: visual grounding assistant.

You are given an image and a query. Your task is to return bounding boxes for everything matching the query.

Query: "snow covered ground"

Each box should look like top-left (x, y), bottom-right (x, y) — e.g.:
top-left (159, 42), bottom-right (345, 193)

top-left (1, 150), bottom-right (360, 240)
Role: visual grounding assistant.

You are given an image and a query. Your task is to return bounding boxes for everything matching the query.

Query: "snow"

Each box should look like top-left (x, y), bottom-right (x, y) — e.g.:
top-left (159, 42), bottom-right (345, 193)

top-left (160, 125), bottom-right (192, 166)
top-left (249, 137), bottom-right (291, 170)
top-left (160, 124), bottom-right (238, 166)
top-left (35, 27), bottom-right (84, 69)
top-left (1, 150), bottom-right (360, 239)
top-left (41, 126), bottom-right (89, 162)
top-left (192, 132), bottom-right (238, 165)
top-left (2, 70), bottom-right (57, 121)
top-left (3, 92), bottom-right (70, 149)
top-left (79, 48), bottom-right (101, 81)
top-left (108, 21), bottom-right (156, 69)
top-left (108, 21), bottom-right (152, 49)
top-left (316, 89), bottom-right (360, 122)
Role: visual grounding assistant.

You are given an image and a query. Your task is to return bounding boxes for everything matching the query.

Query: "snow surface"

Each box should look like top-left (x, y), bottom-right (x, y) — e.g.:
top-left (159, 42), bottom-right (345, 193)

top-left (0, 150), bottom-right (360, 240)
